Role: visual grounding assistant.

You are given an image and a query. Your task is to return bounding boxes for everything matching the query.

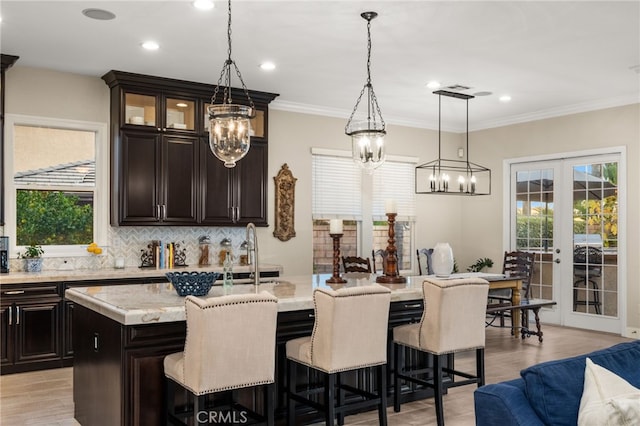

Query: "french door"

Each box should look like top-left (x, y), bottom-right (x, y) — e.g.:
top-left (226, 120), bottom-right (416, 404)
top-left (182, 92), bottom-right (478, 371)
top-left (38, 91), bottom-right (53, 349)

top-left (508, 152), bottom-right (624, 334)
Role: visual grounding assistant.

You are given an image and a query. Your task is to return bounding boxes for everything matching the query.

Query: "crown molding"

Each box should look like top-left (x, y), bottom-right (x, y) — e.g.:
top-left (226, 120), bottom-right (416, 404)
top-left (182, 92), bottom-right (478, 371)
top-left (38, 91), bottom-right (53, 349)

top-left (271, 94), bottom-right (640, 134)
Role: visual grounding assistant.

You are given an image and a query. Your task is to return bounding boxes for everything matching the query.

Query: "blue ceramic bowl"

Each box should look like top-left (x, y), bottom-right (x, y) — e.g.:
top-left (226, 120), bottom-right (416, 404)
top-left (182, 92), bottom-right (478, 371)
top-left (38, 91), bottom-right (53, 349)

top-left (165, 272), bottom-right (219, 297)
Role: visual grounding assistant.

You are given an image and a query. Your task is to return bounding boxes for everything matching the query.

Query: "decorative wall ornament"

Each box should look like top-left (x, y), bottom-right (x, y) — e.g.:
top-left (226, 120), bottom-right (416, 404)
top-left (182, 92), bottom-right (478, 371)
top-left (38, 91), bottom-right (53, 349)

top-left (273, 164), bottom-right (297, 242)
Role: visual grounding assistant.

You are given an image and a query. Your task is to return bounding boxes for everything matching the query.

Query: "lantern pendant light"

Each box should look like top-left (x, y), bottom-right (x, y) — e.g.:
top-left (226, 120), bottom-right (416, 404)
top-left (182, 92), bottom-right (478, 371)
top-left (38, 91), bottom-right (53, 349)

top-left (414, 90), bottom-right (491, 195)
top-left (345, 11), bottom-right (386, 173)
top-left (208, 0), bottom-right (255, 168)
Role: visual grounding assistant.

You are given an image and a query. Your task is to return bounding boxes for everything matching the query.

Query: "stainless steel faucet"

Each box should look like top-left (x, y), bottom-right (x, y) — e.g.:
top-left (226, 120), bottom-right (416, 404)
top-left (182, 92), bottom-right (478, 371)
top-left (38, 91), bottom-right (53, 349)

top-left (246, 223), bottom-right (259, 286)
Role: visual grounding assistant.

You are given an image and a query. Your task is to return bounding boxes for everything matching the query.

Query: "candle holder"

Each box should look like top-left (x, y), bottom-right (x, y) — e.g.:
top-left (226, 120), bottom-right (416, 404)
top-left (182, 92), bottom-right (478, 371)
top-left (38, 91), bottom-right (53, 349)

top-left (376, 213), bottom-right (407, 284)
top-left (326, 233), bottom-right (347, 284)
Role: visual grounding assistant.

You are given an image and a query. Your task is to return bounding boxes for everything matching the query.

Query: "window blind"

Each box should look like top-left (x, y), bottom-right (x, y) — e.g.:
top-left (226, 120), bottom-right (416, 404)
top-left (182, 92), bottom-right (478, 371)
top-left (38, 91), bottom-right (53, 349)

top-left (372, 160), bottom-right (416, 221)
top-left (312, 153), bottom-right (362, 219)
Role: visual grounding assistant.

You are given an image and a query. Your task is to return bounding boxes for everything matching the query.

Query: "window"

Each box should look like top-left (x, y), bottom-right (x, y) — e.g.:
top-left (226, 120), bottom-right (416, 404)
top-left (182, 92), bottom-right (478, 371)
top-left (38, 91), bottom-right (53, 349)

top-left (311, 148), bottom-right (417, 273)
top-left (5, 115), bottom-right (108, 257)
top-left (371, 161), bottom-right (416, 271)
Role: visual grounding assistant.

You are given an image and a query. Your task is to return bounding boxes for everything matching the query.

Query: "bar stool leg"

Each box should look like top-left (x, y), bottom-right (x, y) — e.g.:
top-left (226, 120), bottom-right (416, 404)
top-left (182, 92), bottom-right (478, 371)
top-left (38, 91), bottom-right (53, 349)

top-left (165, 379), bottom-right (175, 426)
top-left (337, 372), bottom-right (345, 426)
top-left (393, 343), bottom-right (402, 413)
top-left (325, 373), bottom-right (336, 425)
top-left (265, 382), bottom-right (274, 426)
top-left (433, 355), bottom-right (445, 426)
top-left (378, 364), bottom-right (388, 426)
top-left (476, 348), bottom-right (485, 387)
top-left (287, 359), bottom-right (296, 426)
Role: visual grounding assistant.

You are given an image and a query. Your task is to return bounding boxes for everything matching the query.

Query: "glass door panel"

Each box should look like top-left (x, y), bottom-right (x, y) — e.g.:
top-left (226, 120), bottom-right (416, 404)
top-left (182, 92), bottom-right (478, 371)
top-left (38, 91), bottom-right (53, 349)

top-left (166, 98), bottom-right (195, 131)
top-left (125, 93), bottom-right (156, 127)
top-left (513, 167), bottom-right (557, 311)
top-left (571, 161), bottom-right (619, 318)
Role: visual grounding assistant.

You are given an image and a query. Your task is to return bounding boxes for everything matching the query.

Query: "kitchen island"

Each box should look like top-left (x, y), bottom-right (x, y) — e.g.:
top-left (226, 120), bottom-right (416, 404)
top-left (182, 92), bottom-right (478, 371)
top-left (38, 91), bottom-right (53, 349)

top-left (67, 273), bottom-right (517, 425)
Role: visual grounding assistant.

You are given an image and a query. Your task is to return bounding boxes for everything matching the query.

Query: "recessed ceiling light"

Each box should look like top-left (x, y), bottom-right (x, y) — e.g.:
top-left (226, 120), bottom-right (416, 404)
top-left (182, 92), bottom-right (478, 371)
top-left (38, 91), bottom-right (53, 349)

top-left (192, 0), bottom-right (214, 11)
top-left (260, 62), bottom-right (276, 71)
top-left (82, 8), bottom-right (116, 21)
top-left (426, 81), bottom-right (441, 89)
top-left (142, 41), bottom-right (160, 51)
top-left (499, 95), bottom-right (512, 102)
top-left (176, 103), bottom-right (188, 108)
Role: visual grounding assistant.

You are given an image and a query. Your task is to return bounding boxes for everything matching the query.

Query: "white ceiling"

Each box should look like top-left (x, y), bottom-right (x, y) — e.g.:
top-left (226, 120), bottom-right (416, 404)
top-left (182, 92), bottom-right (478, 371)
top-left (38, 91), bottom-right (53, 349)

top-left (1, 1), bottom-right (639, 132)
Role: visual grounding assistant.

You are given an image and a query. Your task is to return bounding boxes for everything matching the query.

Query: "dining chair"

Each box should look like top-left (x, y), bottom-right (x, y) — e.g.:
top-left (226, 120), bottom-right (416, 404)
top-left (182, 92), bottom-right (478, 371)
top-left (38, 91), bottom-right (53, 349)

top-left (164, 292), bottom-right (278, 426)
top-left (573, 245), bottom-right (603, 314)
top-left (393, 277), bottom-right (490, 426)
top-left (342, 255), bottom-right (372, 273)
top-left (416, 248), bottom-right (434, 275)
top-left (487, 250), bottom-right (535, 328)
top-left (371, 249), bottom-right (387, 274)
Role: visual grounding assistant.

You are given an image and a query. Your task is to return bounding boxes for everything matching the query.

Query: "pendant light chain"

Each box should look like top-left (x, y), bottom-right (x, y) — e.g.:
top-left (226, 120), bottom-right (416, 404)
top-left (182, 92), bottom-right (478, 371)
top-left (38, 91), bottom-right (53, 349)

top-left (210, 0), bottom-right (254, 111)
top-left (345, 12), bottom-right (385, 135)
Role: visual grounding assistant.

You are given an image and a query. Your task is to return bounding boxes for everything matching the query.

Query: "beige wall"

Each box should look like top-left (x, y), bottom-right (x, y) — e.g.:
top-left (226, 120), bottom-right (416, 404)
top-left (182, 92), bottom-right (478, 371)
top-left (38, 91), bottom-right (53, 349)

top-left (4, 66), bottom-right (639, 329)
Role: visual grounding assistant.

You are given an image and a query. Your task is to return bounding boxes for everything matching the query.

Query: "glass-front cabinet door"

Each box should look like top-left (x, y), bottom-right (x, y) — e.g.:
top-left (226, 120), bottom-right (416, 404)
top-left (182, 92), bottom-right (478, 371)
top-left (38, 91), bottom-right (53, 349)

top-left (165, 98), bottom-right (195, 131)
top-left (124, 92), bottom-right (196, 132)
top-left (124, 93), bottom-right (157, 127)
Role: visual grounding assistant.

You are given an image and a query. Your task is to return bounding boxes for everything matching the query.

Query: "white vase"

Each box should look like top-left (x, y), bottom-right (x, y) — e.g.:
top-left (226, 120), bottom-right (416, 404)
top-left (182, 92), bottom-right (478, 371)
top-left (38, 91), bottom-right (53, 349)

top-left (432, 243), bottom-right (453, 277)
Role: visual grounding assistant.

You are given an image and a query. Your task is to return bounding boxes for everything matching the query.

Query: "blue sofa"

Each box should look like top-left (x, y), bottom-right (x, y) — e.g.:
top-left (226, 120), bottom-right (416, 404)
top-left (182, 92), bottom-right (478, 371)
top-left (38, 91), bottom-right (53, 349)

top-left (474, 340), bottom-right (640, 426)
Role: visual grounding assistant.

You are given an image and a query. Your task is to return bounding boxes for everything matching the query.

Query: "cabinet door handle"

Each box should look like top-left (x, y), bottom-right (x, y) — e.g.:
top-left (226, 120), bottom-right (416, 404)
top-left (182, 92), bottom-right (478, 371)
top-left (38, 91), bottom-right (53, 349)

top-left (163, 204), bottom-right (167, 220)
top-left (308, 313), bottom-right (315, 318)
top-left (4, 290), bottom-right (25, 295)
top-left (8, 306), bottom-right (12, 326)
top-left (235, 206), bottom-right (240, 222)
top-left (230, 206), bottom-right (235, 222)
top-left (94, 333), bottom-right (99, 352)
top-left (15, 306), bottom-right (20, 325)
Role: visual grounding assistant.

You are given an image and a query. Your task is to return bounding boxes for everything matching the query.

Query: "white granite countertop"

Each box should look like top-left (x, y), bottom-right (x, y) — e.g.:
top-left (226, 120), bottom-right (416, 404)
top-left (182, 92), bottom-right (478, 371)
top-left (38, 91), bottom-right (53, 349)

top-left (65, 273), bottom-right (429, 325)
top-left (0, 264), bottom-right (283, 285)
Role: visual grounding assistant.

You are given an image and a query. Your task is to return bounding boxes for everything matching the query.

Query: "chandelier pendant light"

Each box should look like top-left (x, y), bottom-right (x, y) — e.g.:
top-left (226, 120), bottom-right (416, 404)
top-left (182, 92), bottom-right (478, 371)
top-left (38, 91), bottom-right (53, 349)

top-left (208, 0), bottom-right (255, 168)
top-left (345, 11), bottom-right (386, 172)
top-left (415, 90), bottom-right (491, 195)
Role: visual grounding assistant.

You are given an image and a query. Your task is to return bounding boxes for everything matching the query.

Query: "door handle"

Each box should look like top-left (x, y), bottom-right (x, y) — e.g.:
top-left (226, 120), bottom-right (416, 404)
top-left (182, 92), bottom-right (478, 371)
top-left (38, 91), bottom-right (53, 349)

top-left (554, 258), bottom-right (561, 264)
top-left (555, 248), bottom-right (561, 254)
top-left (4, 290), bottom-right (25, 295)
top-left (15, 306), bottom-right (20, 325)
top-left (8, 306), bottom-right (12, 326)
top-left (162, 204), bottom-right (167, 220)
top-left (155, 204), bottom-right (160, 220)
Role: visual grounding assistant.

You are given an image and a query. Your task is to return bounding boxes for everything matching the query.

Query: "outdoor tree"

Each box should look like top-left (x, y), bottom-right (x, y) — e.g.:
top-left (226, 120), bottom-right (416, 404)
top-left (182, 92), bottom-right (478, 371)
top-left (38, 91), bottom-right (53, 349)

top-left (17, 190), bottom-right (93, 245)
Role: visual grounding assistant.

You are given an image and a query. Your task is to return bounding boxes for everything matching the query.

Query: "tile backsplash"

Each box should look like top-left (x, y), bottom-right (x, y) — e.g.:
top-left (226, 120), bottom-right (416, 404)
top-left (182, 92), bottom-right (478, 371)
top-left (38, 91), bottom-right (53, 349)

top-left (1, 224), bottom-right (249, 272)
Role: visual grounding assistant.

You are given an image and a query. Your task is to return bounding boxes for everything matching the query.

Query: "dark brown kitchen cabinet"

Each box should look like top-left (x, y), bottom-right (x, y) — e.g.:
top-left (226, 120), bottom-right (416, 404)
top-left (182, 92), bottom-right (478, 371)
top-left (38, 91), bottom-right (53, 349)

top-left (118, 131), bottom-right (198, 224)
top-left (102, 70), bottom-right (278, 227)
top-left (1, 284), bottom-right (62, 374)
top-left (201, 141), bottom-right (268, 226)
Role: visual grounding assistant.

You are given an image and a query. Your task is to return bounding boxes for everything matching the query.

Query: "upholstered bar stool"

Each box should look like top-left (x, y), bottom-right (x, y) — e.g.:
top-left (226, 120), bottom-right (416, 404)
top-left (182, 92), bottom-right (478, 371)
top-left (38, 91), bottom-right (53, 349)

top-left (393, 277), bottom-right (489, 426)
top-left (286, 284), bottom-right (391, 426)
top-left (164, 292), bottom-right (278, 426)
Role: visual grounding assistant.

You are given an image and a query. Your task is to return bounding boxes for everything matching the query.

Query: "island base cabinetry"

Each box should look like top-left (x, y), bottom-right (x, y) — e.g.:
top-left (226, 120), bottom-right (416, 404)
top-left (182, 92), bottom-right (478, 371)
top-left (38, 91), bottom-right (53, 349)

top-left (73, 300), bottom-right (441, 425)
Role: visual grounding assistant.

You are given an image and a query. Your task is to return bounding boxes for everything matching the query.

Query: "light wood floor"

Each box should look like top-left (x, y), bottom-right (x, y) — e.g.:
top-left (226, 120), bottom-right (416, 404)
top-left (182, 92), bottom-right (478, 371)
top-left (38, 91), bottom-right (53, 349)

top-left (0, 325), bottom-right (632, 425)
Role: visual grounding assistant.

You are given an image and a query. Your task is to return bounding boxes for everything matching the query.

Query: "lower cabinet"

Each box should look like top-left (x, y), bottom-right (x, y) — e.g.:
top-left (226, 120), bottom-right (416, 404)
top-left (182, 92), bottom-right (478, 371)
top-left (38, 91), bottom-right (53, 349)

top-left (72, 299), bottom-right (431, 425)
top-left (1, 284), bottom-right (63, 374)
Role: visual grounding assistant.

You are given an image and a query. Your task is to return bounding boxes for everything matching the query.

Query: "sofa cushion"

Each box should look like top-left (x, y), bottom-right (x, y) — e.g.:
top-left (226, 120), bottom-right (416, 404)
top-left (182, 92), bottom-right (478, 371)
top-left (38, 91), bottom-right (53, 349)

top-left (578, 358), bottom-right (640, 426)
top-left (521, 341), bottom-right (640, 426)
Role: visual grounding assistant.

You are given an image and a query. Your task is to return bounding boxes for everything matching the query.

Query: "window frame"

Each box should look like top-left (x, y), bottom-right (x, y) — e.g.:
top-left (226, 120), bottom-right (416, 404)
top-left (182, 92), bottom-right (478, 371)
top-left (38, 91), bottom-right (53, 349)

top-left (4, 114), bottom-right (108, 258)
top-left (311, 148), bottom-right (418, 274)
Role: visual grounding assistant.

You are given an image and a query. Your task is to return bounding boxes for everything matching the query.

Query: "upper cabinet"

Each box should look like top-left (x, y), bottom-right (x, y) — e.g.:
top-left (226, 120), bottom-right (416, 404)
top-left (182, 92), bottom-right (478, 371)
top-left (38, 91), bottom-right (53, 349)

top-left (102, 71), bottom-right (278, 226)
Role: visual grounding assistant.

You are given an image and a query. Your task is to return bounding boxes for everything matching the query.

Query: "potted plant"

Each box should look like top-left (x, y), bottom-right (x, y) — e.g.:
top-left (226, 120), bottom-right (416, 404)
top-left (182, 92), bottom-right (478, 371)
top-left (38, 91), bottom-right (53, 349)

top-left (19, 244), bottom-right (45, 272)
top-left (467, 257), bottom-right (494, 272)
